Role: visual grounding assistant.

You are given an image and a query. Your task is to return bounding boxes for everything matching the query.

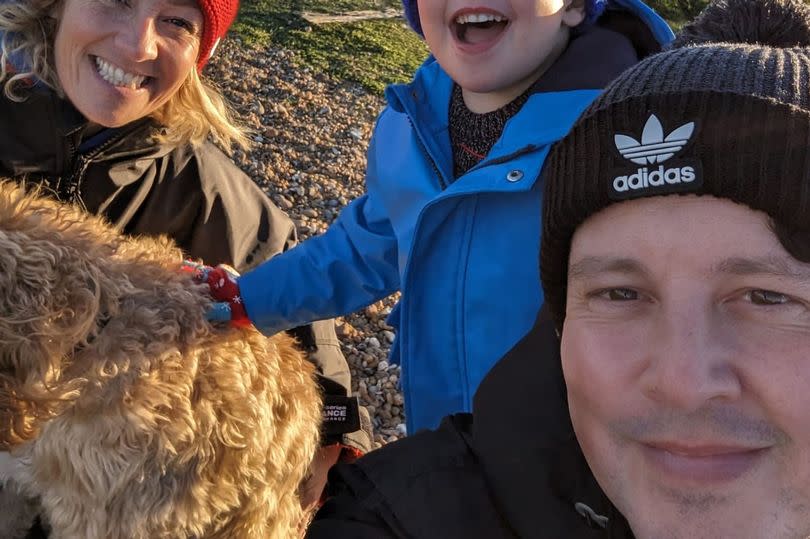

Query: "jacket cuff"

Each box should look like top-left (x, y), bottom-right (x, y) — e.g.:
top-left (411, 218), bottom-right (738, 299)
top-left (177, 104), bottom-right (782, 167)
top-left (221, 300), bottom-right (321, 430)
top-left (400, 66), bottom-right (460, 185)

top-left (321, 393), bottom-right (362, 440)
top-left (316, 368), bottom-right (375, 451)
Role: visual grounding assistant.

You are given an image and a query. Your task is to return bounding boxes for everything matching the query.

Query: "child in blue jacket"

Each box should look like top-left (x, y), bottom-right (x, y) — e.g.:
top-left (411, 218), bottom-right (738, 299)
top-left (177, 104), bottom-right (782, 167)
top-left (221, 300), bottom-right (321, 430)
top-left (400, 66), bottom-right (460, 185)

top-left (198, 0), bottom-right (674, 434)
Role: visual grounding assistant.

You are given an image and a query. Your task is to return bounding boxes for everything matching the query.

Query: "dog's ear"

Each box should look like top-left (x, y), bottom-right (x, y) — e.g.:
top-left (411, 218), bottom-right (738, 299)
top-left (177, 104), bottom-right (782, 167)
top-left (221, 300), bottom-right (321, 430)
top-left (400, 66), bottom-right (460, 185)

top-left (0, 231), bottom-right (108, 373)
top-left (0, 182), bottom-right (114, 448)
top-left (0, 181), bottom-right (115, 370)
top-left (0, 249), bottom-right (98, 451)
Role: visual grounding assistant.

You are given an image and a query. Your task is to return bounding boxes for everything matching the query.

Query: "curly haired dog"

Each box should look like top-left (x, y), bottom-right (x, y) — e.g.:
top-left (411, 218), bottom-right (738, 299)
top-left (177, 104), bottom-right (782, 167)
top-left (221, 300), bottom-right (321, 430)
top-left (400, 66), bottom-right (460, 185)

top-left (0, 181), bottom-right (321, 539)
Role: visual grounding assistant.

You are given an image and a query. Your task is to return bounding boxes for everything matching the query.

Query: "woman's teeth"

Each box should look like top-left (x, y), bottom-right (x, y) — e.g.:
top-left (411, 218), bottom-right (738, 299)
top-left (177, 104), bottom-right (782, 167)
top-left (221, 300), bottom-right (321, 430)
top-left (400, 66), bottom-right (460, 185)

top-left (455, 13), bottom-right (506, 24)
top-left (94, 56), bottom-right (147, 89)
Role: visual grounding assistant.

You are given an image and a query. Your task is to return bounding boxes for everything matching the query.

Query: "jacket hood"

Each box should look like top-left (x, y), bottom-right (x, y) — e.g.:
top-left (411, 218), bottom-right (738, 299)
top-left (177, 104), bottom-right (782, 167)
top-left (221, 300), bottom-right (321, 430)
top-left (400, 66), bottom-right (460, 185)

top-left (471, 309), bottom-right (634, 537)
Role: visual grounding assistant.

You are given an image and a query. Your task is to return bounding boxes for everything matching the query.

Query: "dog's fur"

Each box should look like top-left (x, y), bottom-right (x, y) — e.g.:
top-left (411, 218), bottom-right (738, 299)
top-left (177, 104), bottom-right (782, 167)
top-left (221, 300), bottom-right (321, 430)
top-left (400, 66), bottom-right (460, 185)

top-left (0, 181), bottom-right (321, 539)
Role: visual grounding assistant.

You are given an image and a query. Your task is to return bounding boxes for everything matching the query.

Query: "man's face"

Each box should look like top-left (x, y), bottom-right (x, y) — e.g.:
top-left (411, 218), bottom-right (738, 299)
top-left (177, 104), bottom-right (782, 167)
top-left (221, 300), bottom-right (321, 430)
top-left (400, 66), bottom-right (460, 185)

top-left (418, 0), bottom-right (584, 113)
top-left (562, 195), bottom-right (810, 539)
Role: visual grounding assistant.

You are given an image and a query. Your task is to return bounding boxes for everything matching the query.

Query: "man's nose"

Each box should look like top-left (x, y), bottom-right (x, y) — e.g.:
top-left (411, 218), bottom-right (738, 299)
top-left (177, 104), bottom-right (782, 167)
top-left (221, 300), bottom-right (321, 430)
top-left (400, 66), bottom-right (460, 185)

top-left (639, 303), bottom-right (742, 411)
top-left (116, 16), bottom-right (159, 62)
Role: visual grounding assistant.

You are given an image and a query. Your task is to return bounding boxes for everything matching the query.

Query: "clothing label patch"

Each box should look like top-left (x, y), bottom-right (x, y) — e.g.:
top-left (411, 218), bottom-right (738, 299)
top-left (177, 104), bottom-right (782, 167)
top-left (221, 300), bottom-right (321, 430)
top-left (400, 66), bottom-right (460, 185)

top-left (322, 395), bottom-right (361, 436)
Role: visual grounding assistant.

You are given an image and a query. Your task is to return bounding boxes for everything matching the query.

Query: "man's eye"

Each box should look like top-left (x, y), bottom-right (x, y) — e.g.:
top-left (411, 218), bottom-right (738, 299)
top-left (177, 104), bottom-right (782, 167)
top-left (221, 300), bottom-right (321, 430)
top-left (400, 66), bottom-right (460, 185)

top-left (747, 290), bottom-right (790, 305)
top-left (101, 0), bottom-right (131, 7)
top-left (599, 288), bottom-right (639, 301)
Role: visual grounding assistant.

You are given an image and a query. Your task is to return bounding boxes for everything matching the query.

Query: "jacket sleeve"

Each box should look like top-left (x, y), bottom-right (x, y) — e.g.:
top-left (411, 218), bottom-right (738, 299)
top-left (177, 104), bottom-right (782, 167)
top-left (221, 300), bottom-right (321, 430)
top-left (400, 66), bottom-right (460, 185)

top-left (306, 505), bottom-right (399, 539)
top-left (178, 143), bottom-right (297, 271)
top-left (305, 464), bottom-right (403, 539)
top-left (237, 151), bottom-right (400, 336)
top-left (96, 139), bottom-right (298, 270)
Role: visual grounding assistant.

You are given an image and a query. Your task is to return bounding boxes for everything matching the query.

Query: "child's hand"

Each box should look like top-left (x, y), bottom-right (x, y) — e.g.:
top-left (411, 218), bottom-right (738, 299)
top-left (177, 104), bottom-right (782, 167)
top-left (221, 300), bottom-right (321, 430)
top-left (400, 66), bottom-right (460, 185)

top-left (181, 261), bottom-right (251, 328)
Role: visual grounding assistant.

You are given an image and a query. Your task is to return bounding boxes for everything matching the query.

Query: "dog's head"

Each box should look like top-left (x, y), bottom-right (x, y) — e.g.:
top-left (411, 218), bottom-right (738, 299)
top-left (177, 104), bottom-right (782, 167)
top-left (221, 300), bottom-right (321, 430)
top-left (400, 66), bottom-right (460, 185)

top-left (0, 181), bottom-right (211, 449)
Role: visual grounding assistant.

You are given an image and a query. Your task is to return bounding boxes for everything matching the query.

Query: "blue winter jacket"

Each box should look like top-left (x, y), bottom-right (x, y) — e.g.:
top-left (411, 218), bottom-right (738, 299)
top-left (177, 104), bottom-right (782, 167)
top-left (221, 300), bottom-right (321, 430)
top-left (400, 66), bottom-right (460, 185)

top-left (241, 0), bottom-right (673, 433)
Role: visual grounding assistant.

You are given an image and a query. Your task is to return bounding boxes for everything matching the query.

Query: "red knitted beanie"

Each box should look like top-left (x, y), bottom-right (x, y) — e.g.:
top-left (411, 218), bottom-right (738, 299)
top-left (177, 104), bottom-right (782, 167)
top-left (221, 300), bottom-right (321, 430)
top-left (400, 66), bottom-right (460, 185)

top-left (196, 0), bottom-right (240, 71)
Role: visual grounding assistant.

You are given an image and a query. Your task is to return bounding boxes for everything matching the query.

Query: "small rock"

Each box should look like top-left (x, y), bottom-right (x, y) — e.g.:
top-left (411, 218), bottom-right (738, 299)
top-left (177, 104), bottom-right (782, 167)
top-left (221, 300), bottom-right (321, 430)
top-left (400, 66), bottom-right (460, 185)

top-left (366, 336), bottom-right (381, 349)
top-left (382, 330), bottom-right (395, 343)
top-left (275, 195), bottom-right (293, 210)
top-left (335, 321), bottom-right (357, 338)
top-left (365, 355), bottom-right (379, 369)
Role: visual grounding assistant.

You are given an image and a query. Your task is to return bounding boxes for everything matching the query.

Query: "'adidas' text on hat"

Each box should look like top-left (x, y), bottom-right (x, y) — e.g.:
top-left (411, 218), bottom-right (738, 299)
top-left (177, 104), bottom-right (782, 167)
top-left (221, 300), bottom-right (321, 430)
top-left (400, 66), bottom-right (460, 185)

top-left (610, 114), bottom-right (700, 199)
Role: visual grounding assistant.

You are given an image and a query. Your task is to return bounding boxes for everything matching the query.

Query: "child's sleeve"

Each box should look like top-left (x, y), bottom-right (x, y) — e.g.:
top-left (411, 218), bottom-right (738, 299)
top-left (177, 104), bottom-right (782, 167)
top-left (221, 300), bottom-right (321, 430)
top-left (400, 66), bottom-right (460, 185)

top-left (238, 183), bottom-right (400, 336)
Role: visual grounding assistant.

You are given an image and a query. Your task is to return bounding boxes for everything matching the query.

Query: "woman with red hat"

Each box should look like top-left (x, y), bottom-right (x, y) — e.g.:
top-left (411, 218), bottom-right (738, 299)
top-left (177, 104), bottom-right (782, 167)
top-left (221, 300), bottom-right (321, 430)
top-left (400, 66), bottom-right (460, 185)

top-left (0, 0), bottom-right (370, 532)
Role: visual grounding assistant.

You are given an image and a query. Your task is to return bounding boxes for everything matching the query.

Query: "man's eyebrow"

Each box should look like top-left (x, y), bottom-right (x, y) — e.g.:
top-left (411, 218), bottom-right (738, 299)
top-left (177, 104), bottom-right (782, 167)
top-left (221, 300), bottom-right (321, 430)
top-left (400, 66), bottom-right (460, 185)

top-left (568, 256), bottom-right (649, 280)
top-left (715, 256), bottom-right (810, 280)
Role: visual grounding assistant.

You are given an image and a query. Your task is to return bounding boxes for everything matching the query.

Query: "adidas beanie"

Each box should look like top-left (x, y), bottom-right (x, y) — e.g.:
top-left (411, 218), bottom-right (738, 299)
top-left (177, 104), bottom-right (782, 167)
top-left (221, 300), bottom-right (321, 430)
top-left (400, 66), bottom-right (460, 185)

top-left (196, 0), bottom-right (240, 71)
top-left (540, 0), bottom-right (810, 330)
top-left (401, 0), bottom-right (608, 36)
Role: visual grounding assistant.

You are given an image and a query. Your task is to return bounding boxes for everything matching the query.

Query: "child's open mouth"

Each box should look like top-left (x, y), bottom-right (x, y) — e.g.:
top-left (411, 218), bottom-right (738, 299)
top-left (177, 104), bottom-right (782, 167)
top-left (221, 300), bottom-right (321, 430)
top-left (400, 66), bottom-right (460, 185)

top-left (453, 11), bottom-right (509, 46)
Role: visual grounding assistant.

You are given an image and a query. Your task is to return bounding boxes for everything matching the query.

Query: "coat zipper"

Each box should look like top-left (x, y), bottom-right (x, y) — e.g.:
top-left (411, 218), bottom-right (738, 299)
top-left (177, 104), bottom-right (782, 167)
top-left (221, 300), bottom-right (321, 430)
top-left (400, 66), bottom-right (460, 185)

top-left (62, 120), bottom-right (152, 206)
top-left (405, 115), bottom-right (447, 190)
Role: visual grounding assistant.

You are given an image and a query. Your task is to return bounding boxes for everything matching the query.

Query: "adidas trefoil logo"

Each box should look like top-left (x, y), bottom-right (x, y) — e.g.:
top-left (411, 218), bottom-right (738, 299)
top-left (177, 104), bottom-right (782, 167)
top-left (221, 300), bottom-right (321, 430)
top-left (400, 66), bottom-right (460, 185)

top-left (614, 114), bottom-right (694, 165)
top-left (611, 114), bottom-right (700, 197)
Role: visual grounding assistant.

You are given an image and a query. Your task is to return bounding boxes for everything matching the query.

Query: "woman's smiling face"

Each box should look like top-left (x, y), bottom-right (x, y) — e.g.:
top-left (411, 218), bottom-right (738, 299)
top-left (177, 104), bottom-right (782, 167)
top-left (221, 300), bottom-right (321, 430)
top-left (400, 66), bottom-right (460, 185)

top-left (53, 0), bottom-right (203, 127)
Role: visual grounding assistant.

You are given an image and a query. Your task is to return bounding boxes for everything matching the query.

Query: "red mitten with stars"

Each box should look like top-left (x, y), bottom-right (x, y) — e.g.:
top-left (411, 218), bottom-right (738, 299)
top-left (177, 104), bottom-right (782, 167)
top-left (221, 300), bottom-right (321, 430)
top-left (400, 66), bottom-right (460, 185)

top-left (181, 261), bottom-right (251, 328)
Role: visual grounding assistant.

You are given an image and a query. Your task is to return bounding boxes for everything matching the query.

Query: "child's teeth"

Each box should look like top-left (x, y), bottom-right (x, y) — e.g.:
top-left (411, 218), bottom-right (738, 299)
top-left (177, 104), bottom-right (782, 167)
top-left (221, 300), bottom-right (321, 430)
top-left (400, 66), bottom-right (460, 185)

top-left (456, 13), bottom-right (504, 24)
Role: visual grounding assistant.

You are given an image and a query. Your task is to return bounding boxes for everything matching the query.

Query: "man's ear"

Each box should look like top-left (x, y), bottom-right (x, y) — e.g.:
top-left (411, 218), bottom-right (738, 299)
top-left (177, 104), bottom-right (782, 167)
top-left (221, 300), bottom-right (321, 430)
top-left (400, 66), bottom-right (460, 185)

top-left (562, 0), bottom-right (586, 28)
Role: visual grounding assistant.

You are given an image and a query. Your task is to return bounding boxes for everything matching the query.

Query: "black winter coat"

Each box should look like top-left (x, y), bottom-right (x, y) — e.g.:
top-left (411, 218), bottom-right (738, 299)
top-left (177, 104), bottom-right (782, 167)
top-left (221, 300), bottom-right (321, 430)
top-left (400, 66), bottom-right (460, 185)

top-left (306, 310), bottom-right (637, 538)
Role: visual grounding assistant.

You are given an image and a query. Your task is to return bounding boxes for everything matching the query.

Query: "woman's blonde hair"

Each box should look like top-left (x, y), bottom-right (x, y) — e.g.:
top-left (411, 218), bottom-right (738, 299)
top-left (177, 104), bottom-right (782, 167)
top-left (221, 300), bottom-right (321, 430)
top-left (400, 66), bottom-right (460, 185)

top-left (0, 0), bottom-right (249, 151)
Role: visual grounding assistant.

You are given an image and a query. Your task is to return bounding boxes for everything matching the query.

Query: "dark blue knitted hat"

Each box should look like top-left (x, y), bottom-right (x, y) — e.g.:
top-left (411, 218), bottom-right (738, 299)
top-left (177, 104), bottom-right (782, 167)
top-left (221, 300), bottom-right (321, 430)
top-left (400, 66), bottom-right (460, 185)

top-left (401, 0), bottom-right (608, 35)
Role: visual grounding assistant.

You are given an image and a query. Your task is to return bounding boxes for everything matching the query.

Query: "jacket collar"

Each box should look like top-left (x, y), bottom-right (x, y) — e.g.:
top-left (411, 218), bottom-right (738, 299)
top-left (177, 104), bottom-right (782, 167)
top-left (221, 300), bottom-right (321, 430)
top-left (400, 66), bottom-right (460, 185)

top-left (471, 309), bottom-right (635, 538)
top-left (0, 87), bottom-right (160, 208)
top-left (1, 88), bottom-right (158, 162)
top-left (385, 22), bottom-right (639, 135)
